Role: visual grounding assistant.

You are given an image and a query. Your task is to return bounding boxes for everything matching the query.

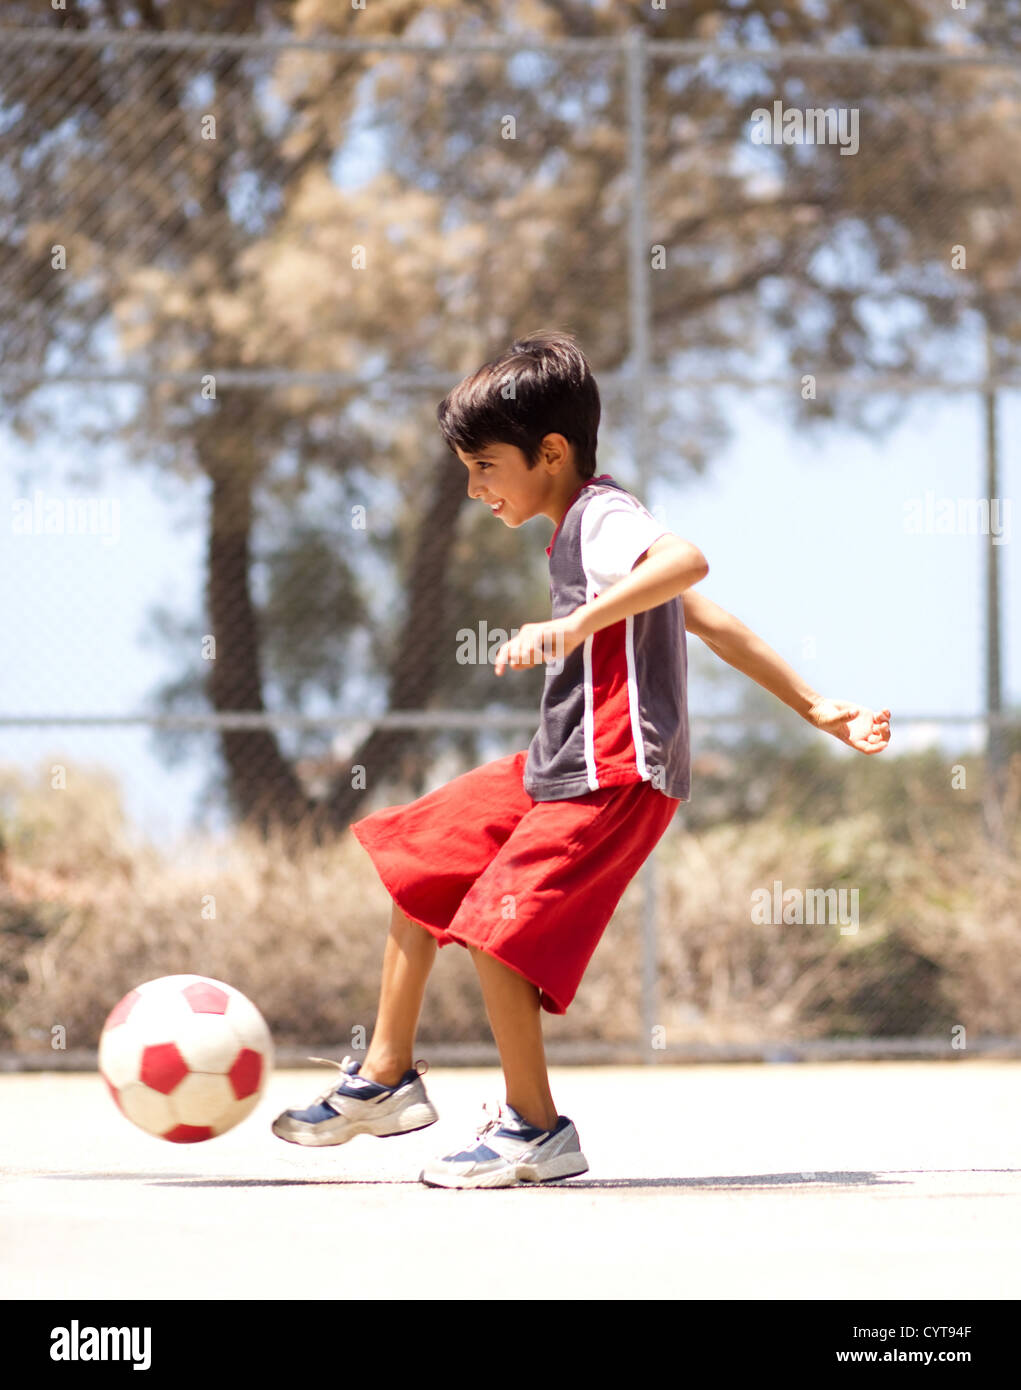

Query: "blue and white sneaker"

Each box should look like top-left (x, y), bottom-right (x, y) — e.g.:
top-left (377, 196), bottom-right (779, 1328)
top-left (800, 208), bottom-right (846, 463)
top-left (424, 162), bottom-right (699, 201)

top-left (419, 1101), bottom-right (589, 1188)
top-left (271, 1055), bottom-right (438, 1147)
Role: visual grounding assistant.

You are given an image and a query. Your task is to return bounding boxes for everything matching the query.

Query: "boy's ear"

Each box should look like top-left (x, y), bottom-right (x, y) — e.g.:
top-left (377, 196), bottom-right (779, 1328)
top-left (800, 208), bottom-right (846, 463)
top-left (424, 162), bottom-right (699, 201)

top-left (541, 433), bottom-right (573, 473)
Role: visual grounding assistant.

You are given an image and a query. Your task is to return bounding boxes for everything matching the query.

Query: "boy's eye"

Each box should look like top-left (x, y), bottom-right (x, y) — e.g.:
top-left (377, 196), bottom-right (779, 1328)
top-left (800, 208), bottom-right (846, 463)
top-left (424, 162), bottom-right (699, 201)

top-left (476, 461), bottom-right (492, 470)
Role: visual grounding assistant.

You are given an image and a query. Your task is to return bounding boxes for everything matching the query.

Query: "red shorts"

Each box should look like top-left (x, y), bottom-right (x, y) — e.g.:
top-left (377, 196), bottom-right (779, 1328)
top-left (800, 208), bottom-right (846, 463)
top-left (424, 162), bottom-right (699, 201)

top-left (349, 749), bottom-right (680, 1015)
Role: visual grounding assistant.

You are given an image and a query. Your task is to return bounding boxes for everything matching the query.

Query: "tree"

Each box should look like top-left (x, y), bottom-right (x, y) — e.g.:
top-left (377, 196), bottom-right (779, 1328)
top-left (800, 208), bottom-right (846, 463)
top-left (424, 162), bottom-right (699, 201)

top-left (2, 0), bottom-right (1016, 833)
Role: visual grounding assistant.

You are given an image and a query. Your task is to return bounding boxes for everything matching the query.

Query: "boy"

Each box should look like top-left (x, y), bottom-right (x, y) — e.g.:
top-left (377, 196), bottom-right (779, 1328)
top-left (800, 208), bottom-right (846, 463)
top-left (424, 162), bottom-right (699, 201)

top-left (272, 330), bottom-right (892, 1188)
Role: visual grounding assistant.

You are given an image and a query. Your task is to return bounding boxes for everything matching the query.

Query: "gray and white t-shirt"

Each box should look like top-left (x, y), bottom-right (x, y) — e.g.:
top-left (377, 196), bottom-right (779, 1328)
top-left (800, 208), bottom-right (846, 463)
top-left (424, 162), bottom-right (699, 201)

top-left (523, 474), bottom-right (691, 803)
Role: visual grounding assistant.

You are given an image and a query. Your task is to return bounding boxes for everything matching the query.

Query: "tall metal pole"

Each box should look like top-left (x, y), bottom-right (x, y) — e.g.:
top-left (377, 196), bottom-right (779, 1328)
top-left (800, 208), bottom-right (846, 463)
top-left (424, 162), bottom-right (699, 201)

top-left (626, 27), bottom-right (660, 1064)
top-left (983, 317), bottom-right (1005, 849)
top-left (627, 27), bottom-right (651, 504)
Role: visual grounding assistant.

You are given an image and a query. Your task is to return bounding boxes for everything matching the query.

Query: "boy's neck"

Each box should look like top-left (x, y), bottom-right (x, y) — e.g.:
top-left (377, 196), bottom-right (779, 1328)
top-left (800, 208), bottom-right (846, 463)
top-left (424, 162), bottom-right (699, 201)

top-left (545, 469), bottom-right (594, 526)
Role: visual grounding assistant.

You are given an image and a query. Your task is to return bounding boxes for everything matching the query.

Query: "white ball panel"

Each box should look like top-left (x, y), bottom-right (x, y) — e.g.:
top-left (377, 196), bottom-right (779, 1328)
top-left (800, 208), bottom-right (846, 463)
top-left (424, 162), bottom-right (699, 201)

top-left (171, 1071), bottom-right (235, 1127)
top-left (171, 1011), bottom-right (245, 1073)
top-left (223, 992), bottom-right (273, 1054)
top-left (122, 991), bottom-right (195, 1043)
top-left (98, 1023), bottom-right (144, 1088)
top-left (209, 1089), bottom-right (261, 1136)
top-left (118, 1082), bottom-right (175, 1136)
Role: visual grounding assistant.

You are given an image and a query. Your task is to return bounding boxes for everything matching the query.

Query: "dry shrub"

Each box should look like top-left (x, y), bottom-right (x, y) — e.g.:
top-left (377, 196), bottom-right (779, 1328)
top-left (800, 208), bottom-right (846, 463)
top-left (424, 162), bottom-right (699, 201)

top-left (2, 758), bottom-right (1018, 1053)
top-left (652, 764), bottom-right (1021, 1042)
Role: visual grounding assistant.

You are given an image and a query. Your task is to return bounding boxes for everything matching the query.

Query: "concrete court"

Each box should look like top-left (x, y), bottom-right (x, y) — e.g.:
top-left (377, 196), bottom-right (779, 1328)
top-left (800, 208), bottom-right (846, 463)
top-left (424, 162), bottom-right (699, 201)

top-left (2, 1060), bottom-right (1019, 1301)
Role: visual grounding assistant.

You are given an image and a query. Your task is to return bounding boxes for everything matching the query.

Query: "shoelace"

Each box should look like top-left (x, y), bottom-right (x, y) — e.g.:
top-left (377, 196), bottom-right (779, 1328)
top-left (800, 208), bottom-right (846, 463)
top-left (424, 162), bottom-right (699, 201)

top-left (474, 1100), bottom-right (507, 1143)
top-left (303, 1054), bottom-right (429, 1103)
top-left (473, 1102), bottom-right (554, 1145)
top-left (305, 1055), bottom-right (356, 1104)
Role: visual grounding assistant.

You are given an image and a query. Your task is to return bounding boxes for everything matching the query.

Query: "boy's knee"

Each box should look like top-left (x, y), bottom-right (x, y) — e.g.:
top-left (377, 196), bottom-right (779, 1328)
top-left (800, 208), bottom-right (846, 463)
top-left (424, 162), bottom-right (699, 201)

top-left (390, 902), bottom-right (437, 941)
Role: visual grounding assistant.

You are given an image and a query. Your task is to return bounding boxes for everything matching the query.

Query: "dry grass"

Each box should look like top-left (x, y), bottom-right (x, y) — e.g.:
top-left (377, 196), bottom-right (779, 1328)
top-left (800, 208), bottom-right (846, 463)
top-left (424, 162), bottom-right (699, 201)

top-left (2, 758), bottom-right (1019, 1054)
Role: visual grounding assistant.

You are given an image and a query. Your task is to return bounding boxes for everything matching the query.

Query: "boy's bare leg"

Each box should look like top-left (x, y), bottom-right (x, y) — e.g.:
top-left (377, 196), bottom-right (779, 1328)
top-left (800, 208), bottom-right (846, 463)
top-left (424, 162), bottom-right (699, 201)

top-left (359, 902), bottom-right (437, 1087)
top-left (468, 944), bottom-right (559, 1132)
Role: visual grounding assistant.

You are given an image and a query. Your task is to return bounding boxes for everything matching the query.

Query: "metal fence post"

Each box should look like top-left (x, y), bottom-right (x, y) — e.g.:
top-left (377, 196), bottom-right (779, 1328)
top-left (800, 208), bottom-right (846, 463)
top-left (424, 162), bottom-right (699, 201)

top-left (625, 26), bottom-right (659, 1064)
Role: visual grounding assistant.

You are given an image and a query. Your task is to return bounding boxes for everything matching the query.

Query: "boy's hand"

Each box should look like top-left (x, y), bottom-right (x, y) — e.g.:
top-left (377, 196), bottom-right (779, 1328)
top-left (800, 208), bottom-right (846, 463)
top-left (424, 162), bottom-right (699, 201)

top-left (806, 698), bottom-right (891, 754)
top-left (493, 619), bottom-right (585, 676)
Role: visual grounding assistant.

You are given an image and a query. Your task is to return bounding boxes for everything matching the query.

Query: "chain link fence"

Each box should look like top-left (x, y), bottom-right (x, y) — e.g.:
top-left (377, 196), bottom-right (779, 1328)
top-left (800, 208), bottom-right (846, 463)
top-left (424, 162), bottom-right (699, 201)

top-left (1, 18), bottom-right (1019, 1062)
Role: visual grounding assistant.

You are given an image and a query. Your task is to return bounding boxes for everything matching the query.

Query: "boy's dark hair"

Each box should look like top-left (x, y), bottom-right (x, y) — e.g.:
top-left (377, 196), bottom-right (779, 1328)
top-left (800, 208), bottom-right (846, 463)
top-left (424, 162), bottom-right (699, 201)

top-left (436, 329), bottom-right (601, 480)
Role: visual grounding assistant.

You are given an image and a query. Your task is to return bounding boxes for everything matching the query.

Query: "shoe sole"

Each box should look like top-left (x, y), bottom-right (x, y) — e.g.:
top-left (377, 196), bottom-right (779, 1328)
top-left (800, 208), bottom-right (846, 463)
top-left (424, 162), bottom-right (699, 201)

top-left (272, 1100), bottom-right (438, 1148)
top-left (419, 1151), bottom-right (589, 1189)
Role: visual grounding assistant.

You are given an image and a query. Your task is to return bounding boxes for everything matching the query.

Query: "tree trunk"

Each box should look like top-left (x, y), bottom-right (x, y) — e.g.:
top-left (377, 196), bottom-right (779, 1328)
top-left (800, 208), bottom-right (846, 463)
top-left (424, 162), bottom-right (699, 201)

top-left (203, 407), bottom-right (312, 833)
top-left (323, 452), bottom-right (468, 831)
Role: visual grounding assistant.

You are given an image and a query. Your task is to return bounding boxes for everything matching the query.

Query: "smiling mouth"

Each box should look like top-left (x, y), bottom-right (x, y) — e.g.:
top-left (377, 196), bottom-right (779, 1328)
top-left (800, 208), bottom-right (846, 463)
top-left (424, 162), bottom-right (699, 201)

top-left (489, 500), bottom-right (504, 515)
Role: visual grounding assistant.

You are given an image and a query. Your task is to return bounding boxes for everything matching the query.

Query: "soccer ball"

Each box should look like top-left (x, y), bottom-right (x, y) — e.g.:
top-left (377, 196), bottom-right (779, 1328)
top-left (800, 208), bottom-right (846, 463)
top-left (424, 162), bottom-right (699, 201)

top-left (98, 974), bottom-right (274, 1143)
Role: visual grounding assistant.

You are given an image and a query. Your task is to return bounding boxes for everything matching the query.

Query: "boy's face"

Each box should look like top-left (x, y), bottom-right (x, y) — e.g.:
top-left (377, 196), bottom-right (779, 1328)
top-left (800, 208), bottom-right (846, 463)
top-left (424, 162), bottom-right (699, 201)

top-left (456, 438), bottom-right (577, 528)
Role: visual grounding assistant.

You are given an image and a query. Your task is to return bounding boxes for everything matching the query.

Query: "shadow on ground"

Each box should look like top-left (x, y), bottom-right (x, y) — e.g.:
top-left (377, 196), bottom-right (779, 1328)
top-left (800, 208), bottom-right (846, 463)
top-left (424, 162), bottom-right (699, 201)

top-left (37, 1170), bottom-right (930, 1190)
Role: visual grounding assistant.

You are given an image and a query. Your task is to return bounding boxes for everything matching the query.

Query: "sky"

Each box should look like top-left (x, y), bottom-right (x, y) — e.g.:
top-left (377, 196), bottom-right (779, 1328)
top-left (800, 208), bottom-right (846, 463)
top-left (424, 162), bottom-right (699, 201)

top-left (1, 377), bottom-right (1016, 843)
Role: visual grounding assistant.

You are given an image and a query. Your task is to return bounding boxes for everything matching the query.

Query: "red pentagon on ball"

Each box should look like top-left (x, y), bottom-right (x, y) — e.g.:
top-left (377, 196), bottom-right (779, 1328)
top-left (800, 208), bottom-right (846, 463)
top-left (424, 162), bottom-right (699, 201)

top-left (163, 1123), bottom-right (215, 1144)
top-left (182, 981), bottom-right (230, 1014)
top-left (140, 1041), bottom-right (189, 1094)
top-left (105, 989), bottom-right (142, 1029)
top-left (229, 1048), bottom-right (263, 1100)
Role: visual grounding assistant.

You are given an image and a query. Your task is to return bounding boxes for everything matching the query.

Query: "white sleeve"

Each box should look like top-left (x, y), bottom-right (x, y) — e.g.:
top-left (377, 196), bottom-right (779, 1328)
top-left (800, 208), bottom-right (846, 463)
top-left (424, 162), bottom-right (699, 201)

top-left (579, 493), bottom-right (670, 595)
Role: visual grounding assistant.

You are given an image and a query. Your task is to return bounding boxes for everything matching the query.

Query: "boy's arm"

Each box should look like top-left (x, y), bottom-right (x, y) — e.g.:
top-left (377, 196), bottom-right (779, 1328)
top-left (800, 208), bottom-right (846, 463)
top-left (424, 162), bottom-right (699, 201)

top-left (492, 531), bottom-right (708, 675)
top-left (567, 532), bottom-right (709, 641)
top-left (682, 589), bottom-right (892, 755)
